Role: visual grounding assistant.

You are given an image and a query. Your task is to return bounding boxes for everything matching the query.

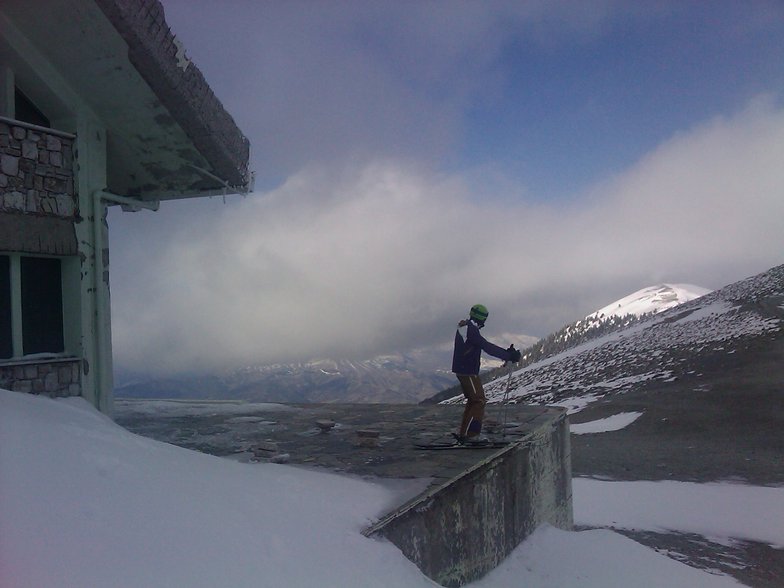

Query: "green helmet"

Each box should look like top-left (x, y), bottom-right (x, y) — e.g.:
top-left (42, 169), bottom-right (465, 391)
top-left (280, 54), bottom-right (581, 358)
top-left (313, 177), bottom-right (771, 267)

top-left (470, 304), bottom-right (489, 323)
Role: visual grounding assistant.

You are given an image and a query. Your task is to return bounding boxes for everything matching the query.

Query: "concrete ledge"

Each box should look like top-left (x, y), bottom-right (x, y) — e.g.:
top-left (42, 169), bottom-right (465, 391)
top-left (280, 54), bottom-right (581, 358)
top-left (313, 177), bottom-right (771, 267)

top-left (115, 401), bottom-right (573, 585)
top-left (364, 410), bottom-right (572, 587)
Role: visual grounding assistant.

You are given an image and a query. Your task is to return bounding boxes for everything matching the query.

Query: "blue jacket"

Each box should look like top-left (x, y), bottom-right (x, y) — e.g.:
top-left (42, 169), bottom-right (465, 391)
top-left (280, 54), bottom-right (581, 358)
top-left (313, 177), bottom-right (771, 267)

top-left (451, 319), bottom-right (513, 375)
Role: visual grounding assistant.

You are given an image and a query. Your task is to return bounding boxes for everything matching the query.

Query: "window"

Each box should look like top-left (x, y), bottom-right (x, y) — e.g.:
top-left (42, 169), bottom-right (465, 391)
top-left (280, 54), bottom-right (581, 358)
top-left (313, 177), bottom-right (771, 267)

top-left (15, 87), bottom-right (50, 128)
top-left (0, 255), bottom-right (65, 359)
top-left (0, 256), bottom-right (11, 359)
top-left (21, 257), bottom-right (64, 354)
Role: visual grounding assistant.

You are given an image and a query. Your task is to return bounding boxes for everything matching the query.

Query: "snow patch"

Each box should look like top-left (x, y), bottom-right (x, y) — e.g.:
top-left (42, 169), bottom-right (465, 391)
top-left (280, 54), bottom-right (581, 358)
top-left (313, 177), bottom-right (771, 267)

top-left (476, 525), bottom-right (740, 588)
top-left (574, 478), bottom-right (784, 548)
top-left (571, 412), bottom-right (643, 434)
top-left (546, 393), bottom-right (601, 414)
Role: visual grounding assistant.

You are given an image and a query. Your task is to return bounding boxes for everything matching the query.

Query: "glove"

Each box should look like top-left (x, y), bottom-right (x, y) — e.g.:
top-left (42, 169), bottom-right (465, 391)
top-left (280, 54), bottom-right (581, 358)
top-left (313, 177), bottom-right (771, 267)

top-left (507, 344), bottom-right (521, 363)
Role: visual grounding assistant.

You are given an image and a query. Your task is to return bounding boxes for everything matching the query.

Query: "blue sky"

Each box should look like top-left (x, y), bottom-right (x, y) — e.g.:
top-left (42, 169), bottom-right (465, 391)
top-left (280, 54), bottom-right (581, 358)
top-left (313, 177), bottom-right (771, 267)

top-left (109, 1), bottom-right (784, 374)
top-left (459, 2), bottom-right (784, 198)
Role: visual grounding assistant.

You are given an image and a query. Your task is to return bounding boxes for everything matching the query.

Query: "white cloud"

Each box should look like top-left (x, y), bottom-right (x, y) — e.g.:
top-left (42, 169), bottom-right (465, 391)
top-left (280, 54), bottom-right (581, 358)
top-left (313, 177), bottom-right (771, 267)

top-left (576, 95), bottom-right (784, 282)
top-left (112, 162), bottom-right (509, 373)
top-left (110, 97), bottom-right (784, 374)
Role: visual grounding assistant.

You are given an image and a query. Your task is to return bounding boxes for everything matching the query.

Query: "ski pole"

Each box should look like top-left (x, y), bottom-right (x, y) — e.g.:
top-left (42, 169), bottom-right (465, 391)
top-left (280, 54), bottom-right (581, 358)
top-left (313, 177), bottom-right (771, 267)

top-left (500, 359), bottom-right (517, 438)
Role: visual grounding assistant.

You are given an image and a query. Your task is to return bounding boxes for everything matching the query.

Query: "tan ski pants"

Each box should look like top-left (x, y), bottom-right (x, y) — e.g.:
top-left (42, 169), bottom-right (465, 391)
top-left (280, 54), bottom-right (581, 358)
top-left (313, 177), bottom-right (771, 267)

top-left (456, 374), bottom-right (486, 437)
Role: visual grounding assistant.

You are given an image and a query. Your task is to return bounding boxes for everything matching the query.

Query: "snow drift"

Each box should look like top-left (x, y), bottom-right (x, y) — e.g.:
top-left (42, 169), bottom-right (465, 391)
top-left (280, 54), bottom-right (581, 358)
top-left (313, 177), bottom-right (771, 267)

top-left (1, 388), bottom-right (766, 586)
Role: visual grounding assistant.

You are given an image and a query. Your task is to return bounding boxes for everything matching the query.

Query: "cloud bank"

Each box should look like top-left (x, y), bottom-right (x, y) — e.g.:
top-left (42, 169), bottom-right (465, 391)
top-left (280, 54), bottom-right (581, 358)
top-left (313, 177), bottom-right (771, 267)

top-left (110, 98), bottom-right (784, 374)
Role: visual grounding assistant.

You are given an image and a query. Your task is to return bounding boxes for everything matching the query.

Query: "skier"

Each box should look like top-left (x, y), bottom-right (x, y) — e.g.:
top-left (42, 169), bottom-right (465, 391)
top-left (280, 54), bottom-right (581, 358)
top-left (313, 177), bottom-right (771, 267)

top-left (451, 304), bottom-right (521, 444)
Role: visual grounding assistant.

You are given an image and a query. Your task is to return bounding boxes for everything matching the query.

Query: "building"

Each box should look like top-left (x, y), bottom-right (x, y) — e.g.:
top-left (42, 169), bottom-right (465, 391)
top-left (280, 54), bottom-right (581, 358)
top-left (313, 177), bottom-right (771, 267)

top-left (0, 0), bottom-right (251, 414)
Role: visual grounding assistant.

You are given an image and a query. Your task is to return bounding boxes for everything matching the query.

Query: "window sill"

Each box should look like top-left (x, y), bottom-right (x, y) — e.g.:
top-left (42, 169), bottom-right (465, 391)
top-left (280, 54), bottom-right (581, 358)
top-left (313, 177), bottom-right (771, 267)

top-left (0, 355), bottom-right (80, 368)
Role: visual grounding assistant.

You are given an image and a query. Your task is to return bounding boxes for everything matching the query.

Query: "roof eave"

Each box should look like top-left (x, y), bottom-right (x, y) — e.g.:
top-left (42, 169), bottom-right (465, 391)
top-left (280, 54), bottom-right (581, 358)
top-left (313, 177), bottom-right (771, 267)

top-left (94, 0), bottom-right (252, 196)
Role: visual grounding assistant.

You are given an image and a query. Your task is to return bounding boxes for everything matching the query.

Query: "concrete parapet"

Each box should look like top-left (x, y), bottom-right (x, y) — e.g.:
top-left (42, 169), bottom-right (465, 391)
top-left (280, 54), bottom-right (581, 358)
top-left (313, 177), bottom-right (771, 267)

top-left (116, 401), bottom-right (573, 585)
top-left (364, 409), bottom-right (572, 587)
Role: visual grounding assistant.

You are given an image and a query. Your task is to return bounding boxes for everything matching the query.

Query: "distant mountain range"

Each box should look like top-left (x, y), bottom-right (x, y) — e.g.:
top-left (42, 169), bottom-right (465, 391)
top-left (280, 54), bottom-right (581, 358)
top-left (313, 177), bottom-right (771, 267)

top-left (115, 331), bottom-right (538, 404)
top-left (114, 343), bottom-right (514, 404)
top-left (115, 283), bottom-right (710, 404)
top-left (116, 349), bottom-right (452, 404)
top-left (432, 265), bottom-right (783, 409)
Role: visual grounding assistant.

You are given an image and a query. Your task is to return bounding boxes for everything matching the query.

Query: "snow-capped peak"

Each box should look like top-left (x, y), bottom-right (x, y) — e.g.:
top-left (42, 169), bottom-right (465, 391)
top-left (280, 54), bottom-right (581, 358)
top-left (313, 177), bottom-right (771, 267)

top-left (588, 284), bottom-right (711, 320)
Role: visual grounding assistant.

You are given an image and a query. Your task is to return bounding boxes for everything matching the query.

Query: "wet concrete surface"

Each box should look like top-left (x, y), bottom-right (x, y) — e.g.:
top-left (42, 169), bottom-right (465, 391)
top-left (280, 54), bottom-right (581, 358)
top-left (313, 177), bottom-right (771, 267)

top-left (116, 402), bottom-right (562, 494)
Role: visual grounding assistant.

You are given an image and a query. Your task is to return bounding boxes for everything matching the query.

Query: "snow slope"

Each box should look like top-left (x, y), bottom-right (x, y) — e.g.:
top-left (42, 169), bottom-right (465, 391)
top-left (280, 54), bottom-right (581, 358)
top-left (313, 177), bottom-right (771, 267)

top-left (0, 390), bottom-right (430, 588)
top-left (2, 388), bottom-right (770, 587)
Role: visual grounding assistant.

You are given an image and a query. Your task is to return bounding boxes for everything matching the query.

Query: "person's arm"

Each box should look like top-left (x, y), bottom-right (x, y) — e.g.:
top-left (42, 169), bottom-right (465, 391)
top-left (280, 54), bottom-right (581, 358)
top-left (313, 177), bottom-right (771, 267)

top-left (466, 324), bottom-right (513, 361)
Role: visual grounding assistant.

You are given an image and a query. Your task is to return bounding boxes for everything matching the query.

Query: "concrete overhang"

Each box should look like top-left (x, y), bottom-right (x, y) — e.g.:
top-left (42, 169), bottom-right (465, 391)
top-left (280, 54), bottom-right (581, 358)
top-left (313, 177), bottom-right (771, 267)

top-left (0, 0), bottom-right (251, 201)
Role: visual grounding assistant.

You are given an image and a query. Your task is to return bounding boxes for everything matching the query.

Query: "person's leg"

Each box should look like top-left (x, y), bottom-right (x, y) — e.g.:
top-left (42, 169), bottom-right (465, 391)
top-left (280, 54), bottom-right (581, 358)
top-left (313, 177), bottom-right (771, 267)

top-left (457, 374), bottom-right (486, 438)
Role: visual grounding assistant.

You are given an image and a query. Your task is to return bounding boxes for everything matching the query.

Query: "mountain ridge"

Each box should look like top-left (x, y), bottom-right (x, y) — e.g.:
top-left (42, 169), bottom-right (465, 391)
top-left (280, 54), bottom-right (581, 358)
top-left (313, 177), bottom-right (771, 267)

top-left (423, 281), bottom-right (711, 404)
top-left (438, 264), bottom-right (783, 410)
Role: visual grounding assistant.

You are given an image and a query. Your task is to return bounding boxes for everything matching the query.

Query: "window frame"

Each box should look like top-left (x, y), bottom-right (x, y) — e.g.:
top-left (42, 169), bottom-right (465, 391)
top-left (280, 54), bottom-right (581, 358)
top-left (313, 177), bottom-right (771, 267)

top-left (0, 255), bottom-right (12, 359)
top-left (0, 253), bottom-right (73, 362)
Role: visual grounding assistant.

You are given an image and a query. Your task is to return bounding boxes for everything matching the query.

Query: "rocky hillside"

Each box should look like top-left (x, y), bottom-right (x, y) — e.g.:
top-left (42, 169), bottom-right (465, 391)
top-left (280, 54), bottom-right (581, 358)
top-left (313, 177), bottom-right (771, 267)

top-left (438, 264), bottom-right (783, 410)
top-left (424, 283), bottom-right (710, 404)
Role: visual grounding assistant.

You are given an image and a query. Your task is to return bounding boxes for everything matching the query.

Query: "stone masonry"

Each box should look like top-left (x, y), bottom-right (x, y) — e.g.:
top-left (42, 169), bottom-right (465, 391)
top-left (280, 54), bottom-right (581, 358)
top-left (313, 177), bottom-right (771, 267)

top-left (0, 359), bottom-right (81, 398)
top-left (0, 120), bottom-right (76, 218)
top-left (1, 120), bottom-right (80, 397)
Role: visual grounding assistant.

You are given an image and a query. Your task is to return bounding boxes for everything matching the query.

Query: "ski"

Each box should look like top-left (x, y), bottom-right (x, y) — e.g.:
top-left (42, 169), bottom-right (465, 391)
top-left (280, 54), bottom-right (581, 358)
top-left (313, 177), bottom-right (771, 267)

top-left (413, 438), bottom-right (509, 450)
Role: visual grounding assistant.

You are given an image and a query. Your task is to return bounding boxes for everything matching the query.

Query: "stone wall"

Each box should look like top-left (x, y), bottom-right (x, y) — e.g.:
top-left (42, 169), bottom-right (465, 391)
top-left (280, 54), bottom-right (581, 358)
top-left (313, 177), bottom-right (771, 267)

top-left (0, 359), bottom-right (81, 398)
top-left (1, 120), bottom-right (81, 396)
top-left (0, 119), bottom-right (76, 218)
top-left (0, 119), bottom-right (77, 255)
